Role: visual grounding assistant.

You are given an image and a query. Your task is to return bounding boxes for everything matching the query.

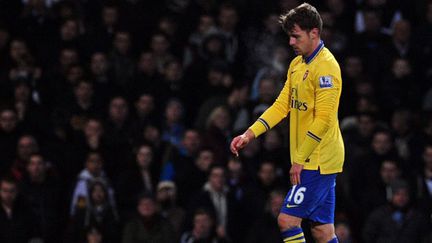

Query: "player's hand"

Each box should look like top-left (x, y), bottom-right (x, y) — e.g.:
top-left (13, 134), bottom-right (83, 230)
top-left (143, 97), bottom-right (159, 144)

top-left (230, 130), bottom-right (254, 157)
top-left (290, 162), bottom-right (304, 185)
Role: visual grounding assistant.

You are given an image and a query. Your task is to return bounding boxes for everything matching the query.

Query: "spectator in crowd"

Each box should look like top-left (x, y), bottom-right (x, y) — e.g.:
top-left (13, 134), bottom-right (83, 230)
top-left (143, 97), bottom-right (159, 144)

top-left (46, 47), bottom-right (80, 104)
top-left (379, 159), bottom-right (404, 200)
top-left (130, 93), bottom-right (159, 141)
top-left (0, 176), bottom-right (37, 243)
top-left (138, 123), bottom-right (172, 163)
top-left (416, 1), bottom-right (432, 84)
top-left (339, 55), bottom-right (366, 117)
top-left (68, 180), bottom-right (119, 243)
top-left (85, 226), bottom-right (104, 243)
top-left (104, 96), bottom-right (132, 176)
top-left (180, 208), bottom-right (228, 243)
top-left (226, 157), bottom-right (249, 204)
top-left (415, 143), bottom-right (432, 218)
top-left (60, 79), bottom-right (99, 132)
top-left (0, 26), bottom-right (11, 81)
top-left (250, 45), bottom-right (290, 101)
top-left (390, 109), bottom-right (425, 170)
top-left (188, 165), bottom-right (240, 242)
top-left (87, 4), bottom-right (121, 53)
top-left (194, 82), bottom-right (249, 133)
top-left (183, 14), bottom-right (218, 68)
top-left (74, 118), bottom-right (108, 165)
top-left (161, 98), bottom-right (186, 148)
top-left (249, 77), bottom-right (279, 121)
top-left (380, 58), bottom-right (419, 119)
top-left (386, 19), bottom-right (415, 62)
top-left (70, 152), bottom-right (115, 216)
top-left (343, 112), bottom-right (379, 162)
top-left (20, 153), bottom-right (62, 243)
top-left (160, 129), bottom-right (201, 181)
top-left (352, 8), bottom-right (389, 77)
top-left (89, 52), bottom-right (111, 84)
top-left (243, 13), bottom-right (287, 78)
top-left (11, 80), bottom-right (46, 136)
top-left (216, 3), bottom-right (242, 65)
top-left (56, 18), bottom-right (84, 53)
top-left (261, 129), bottom-right (290, 176)
top-left (150, 32), bottom-right (175, 74)
top-left (202, 106), bottom-right (232, 163)
top-left (243, 161), bottom-right (285, 222)
top-left (122, 194), bottom-right (175, 243)
top-left (156, 181), bottom-right (185, 238)
top-left (246, 190), bottom-right (285, 243)
top-left (11, 134), bottom-right (39, 181)
top-left (109, 31), bottom-right (135, 89)
top-left (238, 137), bottom-right (262, 176)
top-left (5, 38), bottom-right (33, 76)
top-left (363, 180), bottom-right (429, 243)
top-left (130, 52), bottom-right (161, 100)
top-left (88, 52), bottom-right (115, 105)
top-left (177, 148), bottom-right (215, 207)
top-left (116, 144), bottom-right (159, 218)
top-left (17, 0), bottom-right (57, 65)
top-left (349, 130), bottom-right (401, 234)
top-left (0, 109), bottom-right (20, 173)
top-left (320, 12), bottom-right (348, 59)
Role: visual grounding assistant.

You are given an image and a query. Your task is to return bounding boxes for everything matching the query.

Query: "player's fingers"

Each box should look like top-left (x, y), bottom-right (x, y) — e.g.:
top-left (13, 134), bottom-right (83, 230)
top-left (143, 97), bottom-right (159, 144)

top-left (290, 172), bottom-right (295, 185)
top-left (230, 137), bottom-right (239, 154)
top-left (231, 137), bottom-right (245, 156)
top-left (291, 171), bottom-right (299, 185)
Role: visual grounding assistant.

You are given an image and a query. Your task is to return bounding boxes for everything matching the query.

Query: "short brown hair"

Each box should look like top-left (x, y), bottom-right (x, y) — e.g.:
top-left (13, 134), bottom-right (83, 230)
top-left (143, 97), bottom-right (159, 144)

top-left (279, 3), bottom-right (322, 34)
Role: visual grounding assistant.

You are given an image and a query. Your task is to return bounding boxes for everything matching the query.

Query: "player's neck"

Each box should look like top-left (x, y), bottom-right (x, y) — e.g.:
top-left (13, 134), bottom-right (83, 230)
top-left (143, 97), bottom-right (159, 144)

top-left (303, 39), bottom-right (323, 64)
top-left (305, 38), bottom-right (322, 57)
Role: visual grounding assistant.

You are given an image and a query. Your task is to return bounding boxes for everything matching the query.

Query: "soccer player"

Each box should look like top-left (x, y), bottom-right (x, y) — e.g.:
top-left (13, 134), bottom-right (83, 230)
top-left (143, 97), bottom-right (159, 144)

top-left (230, 3), bottom-right (344, 243)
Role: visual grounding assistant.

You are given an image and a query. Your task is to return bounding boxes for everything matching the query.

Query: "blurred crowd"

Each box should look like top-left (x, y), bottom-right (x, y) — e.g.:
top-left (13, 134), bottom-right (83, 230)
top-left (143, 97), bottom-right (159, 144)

top-left (0, 0), bottom-right (431, 242)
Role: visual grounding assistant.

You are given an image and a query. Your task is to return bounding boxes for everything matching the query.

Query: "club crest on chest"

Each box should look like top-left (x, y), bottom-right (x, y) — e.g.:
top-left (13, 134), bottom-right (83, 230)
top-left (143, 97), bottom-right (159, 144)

top-left (303, 70), bottom-right (309, 81)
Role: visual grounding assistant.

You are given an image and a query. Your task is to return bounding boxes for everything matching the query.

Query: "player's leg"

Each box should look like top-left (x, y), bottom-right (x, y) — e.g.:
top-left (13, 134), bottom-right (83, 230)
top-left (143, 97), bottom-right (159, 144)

top-left (278, 213), bottom-right (305, 243)
top-left (310, 222), bottom-right (338, 243)
top-left (308, 174), bottom-right (338, 243)
top-left (278, 171), bottom-right (315, 243)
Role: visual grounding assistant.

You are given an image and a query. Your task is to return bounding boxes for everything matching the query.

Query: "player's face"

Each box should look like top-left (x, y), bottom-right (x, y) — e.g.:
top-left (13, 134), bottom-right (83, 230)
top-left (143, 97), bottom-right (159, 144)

top-left (288, 24), bottom-right (317, 56)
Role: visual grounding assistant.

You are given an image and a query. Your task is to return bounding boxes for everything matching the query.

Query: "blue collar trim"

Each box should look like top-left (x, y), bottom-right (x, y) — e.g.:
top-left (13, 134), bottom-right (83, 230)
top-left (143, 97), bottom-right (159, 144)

top-left (304, 40), bottom-right (324, 64)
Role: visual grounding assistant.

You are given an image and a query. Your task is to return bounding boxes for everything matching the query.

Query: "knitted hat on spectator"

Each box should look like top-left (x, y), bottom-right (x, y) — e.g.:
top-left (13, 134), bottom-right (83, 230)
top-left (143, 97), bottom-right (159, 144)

top-left (157, 181), bottom-right (176, 192)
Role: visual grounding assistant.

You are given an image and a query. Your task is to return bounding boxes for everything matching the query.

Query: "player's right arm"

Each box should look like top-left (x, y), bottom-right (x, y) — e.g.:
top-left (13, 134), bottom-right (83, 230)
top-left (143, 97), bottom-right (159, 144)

top-left (248, 77), bottom-right (291, 137)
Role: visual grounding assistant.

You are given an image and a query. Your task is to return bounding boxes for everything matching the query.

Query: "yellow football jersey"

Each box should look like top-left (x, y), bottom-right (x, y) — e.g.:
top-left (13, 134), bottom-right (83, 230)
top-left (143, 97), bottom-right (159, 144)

top-left (250, 41), bottom-right (344, 174)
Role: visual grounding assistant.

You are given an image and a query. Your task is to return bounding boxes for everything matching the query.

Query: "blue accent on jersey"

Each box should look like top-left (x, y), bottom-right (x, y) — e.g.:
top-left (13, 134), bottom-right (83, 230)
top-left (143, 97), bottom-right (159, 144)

top-left (304, 40), bottom-right (324, 64)
top-left (281, 169), bottom-right (337, 224)
top-left (328, 237), bottom-right (339, 243)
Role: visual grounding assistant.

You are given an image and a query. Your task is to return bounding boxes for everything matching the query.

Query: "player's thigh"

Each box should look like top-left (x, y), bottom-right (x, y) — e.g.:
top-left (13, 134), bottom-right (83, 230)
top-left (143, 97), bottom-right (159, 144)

top-left (308, 181), bottom-right (336, 224)
top-left (277, 213), bottom-right (302, 230)
top-left (310, 222), bottom-right (335, 243)
top-left (282, 170), bottom-right (325, 212)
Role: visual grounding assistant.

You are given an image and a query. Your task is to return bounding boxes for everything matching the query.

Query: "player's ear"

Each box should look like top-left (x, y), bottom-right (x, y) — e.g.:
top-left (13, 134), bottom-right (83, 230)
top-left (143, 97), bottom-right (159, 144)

top-left (310, 28), bottom-right (319, 39)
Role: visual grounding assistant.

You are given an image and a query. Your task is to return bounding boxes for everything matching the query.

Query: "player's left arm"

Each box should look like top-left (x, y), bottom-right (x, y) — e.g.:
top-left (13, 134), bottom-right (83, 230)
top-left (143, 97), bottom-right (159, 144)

top-left (294, 63), bottom-right (341, 164)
